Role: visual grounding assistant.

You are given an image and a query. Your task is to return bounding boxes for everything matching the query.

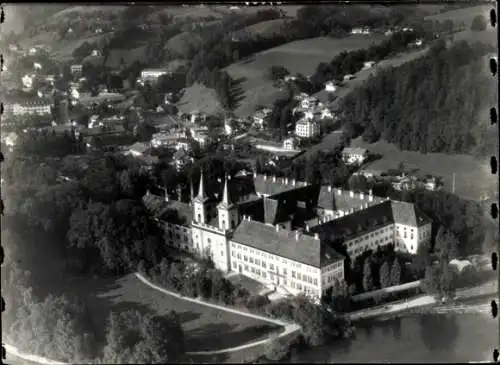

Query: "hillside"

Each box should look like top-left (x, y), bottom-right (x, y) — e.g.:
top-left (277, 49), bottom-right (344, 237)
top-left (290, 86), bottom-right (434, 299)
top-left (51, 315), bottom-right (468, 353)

top-left (164, 32), bottom-right (203, 58)
top-left (236, 19), bottom-right (290, 39)
top-left (224, 34), bottom-right (388, 116)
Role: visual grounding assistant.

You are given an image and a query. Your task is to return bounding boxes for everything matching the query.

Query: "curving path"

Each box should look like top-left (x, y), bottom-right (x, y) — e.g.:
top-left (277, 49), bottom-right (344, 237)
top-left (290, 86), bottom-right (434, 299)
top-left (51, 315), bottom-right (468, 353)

top-left (4, 274), bottom-right (301, 363)
top-left (134, 273), bottom-right (301, 355)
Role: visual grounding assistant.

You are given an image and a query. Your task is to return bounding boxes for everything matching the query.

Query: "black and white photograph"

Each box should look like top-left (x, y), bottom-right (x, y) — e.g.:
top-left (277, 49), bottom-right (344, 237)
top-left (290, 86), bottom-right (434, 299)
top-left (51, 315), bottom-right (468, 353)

top-left (0, 2), bottom-right (498, 364)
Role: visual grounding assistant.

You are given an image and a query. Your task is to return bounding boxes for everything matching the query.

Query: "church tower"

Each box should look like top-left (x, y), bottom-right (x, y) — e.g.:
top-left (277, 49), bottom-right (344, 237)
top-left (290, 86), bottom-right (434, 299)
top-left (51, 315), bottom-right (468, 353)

top-left (193, 170), bottom-right (209, 224)
top-left (217, 173), bottom-right (239, 231)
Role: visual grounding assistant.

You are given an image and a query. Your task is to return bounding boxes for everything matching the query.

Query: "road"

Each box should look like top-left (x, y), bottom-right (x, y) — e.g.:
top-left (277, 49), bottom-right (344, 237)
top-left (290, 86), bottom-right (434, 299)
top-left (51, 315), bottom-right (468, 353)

top-left (349, 279), bottom-right (497, 321)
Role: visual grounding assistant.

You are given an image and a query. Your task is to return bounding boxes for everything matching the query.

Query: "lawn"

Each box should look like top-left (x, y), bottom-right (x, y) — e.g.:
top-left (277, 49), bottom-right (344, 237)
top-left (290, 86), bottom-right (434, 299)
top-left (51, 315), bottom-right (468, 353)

top-left (38, 272), bottom-right (283, 354)
top-left (349, 137), bottom-right (498, 202)
top-left (225, 34), bottom-right (388, 117)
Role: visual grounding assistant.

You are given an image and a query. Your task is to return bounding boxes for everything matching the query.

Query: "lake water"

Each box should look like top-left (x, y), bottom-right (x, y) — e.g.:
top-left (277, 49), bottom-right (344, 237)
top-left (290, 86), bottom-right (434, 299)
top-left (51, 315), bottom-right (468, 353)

top-left (292, 313), bottom-right (497, 363)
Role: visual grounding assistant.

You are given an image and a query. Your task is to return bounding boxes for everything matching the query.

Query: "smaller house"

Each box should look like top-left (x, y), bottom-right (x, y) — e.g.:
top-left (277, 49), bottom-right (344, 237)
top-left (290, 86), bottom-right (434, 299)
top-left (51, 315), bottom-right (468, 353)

top-left (363, 61), bottom-right (375, 69)
top-left (342, 147), bottom-right (368, 165)
top-left (91, 49), bottom-right (102, 57)
top-left (343, 74), bottom-right (355, 81)
top-left (320, 108), bottom-right (333, 120)
top-left (325, 81), bottom-right (337, 93)
top-left (176, 139), bottom-right (191, 152)
top-left (127, 142), bottom-right (151, 157)
top-left (283, 137), bottom-right (298, 151)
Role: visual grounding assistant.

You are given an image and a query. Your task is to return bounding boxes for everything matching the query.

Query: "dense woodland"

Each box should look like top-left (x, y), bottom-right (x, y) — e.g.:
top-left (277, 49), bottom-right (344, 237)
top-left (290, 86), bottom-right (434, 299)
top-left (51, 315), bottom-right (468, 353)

top-left (339, 40), bottom-right (496, 155)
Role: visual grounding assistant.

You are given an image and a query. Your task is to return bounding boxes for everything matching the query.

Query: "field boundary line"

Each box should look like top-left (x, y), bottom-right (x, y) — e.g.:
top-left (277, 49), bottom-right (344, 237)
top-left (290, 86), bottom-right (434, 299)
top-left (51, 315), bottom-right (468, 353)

top-left (134, 272), bottom-right (301, 355)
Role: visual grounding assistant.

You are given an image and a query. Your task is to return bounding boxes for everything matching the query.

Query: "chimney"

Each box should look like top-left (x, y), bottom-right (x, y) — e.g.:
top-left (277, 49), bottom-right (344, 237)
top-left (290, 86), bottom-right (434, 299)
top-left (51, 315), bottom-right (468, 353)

top-left (369, 195), bottom-right (373, 202)
top-left (273, 176), bottom-right (276, 182)
top-left (253, 170), bottom-right (257, 178)
top-left (369, 189), bottom-right (373, 196)
top-left (314, 233), bottom-right (319, 240)
top-left (350, 191), bottom-right (354, 198)
top-left (285, 177), bottom-right (289, 184)
top-left (248, 215), bottom-right (252, 221)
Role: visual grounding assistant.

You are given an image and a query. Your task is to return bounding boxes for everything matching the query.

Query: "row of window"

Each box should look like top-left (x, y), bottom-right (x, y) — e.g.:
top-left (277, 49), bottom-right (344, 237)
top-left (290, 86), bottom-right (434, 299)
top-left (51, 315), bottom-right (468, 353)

top-left (231, 243), bottom-right (306, 270)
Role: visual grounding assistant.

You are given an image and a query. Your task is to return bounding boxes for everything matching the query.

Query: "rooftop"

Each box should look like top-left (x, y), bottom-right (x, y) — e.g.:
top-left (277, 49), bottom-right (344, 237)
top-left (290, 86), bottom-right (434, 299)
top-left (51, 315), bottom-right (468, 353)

top-left (231, 219), bottom-right (344, 268)
top-left (310, 200), bottom-right (431, 243)
top-left (317, 187), bottom-right (385, 212)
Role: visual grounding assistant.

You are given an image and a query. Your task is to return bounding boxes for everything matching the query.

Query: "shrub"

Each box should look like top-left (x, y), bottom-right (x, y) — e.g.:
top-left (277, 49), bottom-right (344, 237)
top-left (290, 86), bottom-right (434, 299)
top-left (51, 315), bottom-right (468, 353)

top-left (264, 337), bottom-right (291, 361)
top-left (470, 15), bottom-right (487, 32)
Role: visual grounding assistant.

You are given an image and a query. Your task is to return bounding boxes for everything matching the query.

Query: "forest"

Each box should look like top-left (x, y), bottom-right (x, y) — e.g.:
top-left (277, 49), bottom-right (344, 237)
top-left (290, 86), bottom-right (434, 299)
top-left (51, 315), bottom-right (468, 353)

top-left (339, 40), bottom-right (496, 155)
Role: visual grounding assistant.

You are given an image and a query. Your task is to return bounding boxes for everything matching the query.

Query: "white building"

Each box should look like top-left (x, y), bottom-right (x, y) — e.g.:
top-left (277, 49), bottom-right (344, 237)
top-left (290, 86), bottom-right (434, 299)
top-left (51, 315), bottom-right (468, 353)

top-left (342, 147), bottom-right (368, 165)
top-left (127, 142), bottom-right (151, 157)
top-left (283, 137), bottom-right (298, 151)
top-left (4, 97), bottom-right (52, 116)
top-left (363, 61), bottom-right (375, 70)
top-left (151, 132), bottom-right (183, 148)
top-left (325, 81), bottom-right (337, 93)
top-left (152, 172), bottom-right (432, 301)
top-left (295, 119), bottom-right (320, 138)
top-left (320, 108), bottom-right (333, 120)
top-left (71, 64), bottom-right (83, 74)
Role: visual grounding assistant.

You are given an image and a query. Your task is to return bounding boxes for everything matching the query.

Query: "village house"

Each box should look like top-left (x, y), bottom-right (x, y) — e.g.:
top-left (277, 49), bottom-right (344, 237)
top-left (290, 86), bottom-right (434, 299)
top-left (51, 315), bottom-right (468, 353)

top-left (283, 137), bottom-right (299, 151)
top-left (325, 81), bottom-right (337, 93)
top-left (341, 147), bottom-right (369, 165)
top-left (126, 141), bottom-right (151, 157)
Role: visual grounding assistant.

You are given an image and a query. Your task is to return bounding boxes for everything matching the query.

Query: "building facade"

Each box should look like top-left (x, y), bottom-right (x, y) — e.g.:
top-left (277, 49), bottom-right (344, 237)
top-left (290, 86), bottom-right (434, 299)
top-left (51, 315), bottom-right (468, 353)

top-left (5, 99), bottom-right (52, 116)
top-left (342, 147), bottom-right (368, 165)
top-left (151, 172), bottom-right (432, 301)
top-left (295, 119), bottom-right (320, 138)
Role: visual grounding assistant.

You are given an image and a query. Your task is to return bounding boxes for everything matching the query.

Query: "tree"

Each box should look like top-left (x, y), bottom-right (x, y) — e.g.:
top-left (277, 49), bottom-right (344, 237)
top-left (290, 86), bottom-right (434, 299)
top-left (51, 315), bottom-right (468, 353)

top-left (269, 65), bottom-right (290, 81)
top-left (389, 259), bottom-right (402, 286)
top-left (362, 257), bottom-right (374, 292)
top-left (440, 262), bottom-right (457, 298)
top-left (72, 41), bottom-right (94, 62)
top-left (379, 261), bottom-right (391, 288)
top-left (470, 15), bottom-right (487, 32)
top-left (264, 337), bottom-right (291, 361)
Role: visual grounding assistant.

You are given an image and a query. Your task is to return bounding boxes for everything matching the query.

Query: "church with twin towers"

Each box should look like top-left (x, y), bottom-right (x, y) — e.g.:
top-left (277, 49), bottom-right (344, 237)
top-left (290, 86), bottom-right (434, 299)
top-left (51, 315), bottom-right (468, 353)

top-left (143, 169), bottom-right (432, 300)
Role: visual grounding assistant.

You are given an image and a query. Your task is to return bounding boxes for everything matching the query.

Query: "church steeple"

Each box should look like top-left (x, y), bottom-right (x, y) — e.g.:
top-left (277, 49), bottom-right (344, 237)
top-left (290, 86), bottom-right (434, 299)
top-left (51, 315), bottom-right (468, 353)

top-left (217, 173), bottom-right (239, 231)
top-left (195, 169), bottom-right (208, 203)
top-left (219, 173), bottom-right (233, 208)
top-left (193, 169), bottom-right (209, 224)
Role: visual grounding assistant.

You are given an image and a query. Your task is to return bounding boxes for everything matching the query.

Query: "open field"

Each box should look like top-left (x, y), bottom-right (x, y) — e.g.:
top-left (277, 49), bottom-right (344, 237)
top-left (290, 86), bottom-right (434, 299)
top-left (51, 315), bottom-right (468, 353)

top-left (225, 34), bottom-right (388, 116)
top-left (350, 138), bottom-right (497, 202)
top-left (164, 31), bottom-right (203, 58)
top-left (32, 271), bottom-right (283, 353)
